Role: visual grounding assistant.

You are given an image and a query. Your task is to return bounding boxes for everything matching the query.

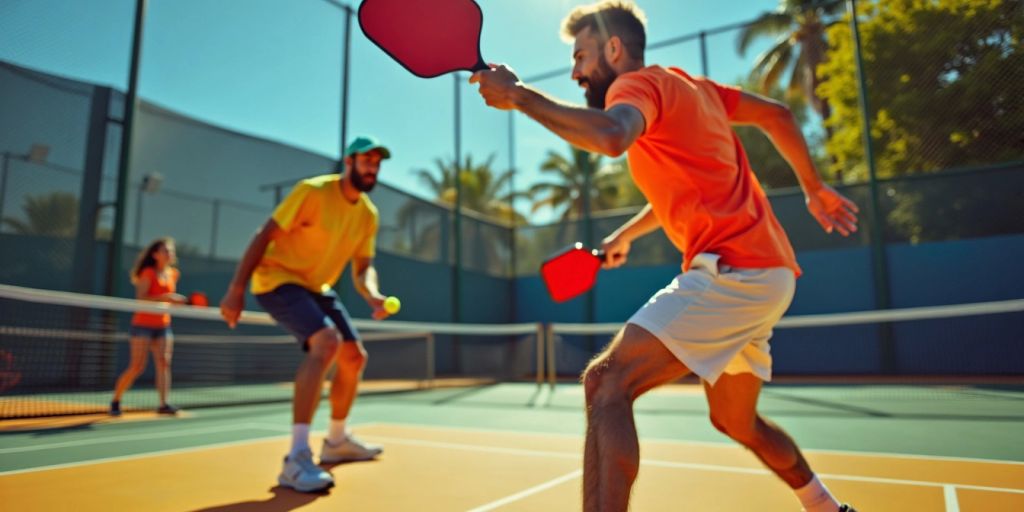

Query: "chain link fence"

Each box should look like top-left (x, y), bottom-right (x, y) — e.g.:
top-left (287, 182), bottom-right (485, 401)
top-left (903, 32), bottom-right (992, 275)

top-left (1, 0), bottom-right (1021, 315)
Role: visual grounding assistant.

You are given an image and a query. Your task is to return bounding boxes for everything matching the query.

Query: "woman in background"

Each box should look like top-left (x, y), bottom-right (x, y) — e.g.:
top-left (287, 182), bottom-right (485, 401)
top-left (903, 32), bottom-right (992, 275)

top-left (111, 237), bottom-right (186, 416)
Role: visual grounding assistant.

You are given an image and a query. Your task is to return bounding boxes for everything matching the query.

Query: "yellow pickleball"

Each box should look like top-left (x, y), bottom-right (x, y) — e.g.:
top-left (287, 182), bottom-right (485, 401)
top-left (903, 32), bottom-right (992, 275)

top-left (383, 296), bottom-right (401, 314)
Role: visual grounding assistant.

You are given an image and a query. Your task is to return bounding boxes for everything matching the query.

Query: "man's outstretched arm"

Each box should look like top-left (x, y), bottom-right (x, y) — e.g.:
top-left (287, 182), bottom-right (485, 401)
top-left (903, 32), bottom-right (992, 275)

top-left (470, 65), bottom-right (644, 157)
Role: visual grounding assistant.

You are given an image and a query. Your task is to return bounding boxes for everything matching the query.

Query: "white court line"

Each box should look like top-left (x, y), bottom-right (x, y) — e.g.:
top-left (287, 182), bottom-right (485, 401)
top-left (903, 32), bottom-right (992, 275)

top-left (944, 485), bottom-right (960, 512)
top-left (0, 423), bottom-right (377, 477)
top-left (357, 434), bottom-right (1024, 495)
top-left (466, 469), bottom-right (582, 512)
top-left (0, 423), bottom-right (269, 454)
top-left (357, 421), bottom-right (1024, 467)
top-left (4, 421), bottom-right (1022, 498)
top-left (0, 430), bottom-right (287, 477)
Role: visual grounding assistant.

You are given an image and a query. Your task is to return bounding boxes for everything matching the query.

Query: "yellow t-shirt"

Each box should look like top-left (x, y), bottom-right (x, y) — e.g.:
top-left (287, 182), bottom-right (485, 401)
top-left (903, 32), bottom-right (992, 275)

top-left (251, 174), bottom-right (378, 295)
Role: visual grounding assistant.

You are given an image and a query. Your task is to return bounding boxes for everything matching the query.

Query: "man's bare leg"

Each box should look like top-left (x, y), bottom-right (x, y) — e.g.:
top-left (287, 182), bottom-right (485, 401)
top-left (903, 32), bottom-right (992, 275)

top-left (704, 373), bottom-right (840, 511)
top-left (581, 324), bottom-right (689, 512)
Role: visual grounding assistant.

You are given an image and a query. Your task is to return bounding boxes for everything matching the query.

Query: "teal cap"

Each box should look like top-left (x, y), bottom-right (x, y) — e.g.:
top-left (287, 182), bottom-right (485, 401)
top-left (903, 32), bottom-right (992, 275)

top-left (344, 135), bottom-right (391, 159)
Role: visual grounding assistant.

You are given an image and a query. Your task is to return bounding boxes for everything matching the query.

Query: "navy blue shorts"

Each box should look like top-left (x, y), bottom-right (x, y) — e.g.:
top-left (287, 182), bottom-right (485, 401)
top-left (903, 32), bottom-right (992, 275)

top-left (255, 284), bottom-right (359, 351)
top-left (129, 326), bottom-right (172, 340)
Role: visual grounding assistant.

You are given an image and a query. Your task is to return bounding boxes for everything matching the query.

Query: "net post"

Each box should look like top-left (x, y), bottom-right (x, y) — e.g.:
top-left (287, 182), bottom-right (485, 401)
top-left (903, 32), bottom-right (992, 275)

top-left (535, 322), bottom-right (545, 387)
top-left (546, 324), bottom-right (556, 391)
top-left (426, 332), bottom-right (435, 389)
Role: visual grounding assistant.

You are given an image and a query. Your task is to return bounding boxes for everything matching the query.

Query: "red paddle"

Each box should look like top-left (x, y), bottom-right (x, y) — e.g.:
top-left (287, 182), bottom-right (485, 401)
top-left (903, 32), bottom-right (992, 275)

top-left (188, 291), bottom-right (208, 307)
top-left (358, 0), bottom-right (489, 78)
top-left (541, 243), bottom-right (606, 303)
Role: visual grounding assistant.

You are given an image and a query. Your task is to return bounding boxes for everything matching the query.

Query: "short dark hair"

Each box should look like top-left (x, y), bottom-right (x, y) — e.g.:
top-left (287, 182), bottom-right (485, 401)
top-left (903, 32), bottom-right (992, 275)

top-left (561, 1), bottom-right (647, 59)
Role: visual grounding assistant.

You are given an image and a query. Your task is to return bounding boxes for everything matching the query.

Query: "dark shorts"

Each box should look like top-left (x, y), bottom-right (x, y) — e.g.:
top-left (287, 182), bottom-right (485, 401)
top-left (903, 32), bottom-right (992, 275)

top-left (255, 284), bottom-right (359, 351)
top-left (129, 326), bottom-right (172, 340)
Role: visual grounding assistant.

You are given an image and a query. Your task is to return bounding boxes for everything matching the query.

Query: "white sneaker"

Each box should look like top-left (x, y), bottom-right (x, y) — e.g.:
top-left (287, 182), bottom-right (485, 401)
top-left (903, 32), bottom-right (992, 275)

top-left (320, 434), bottom-right (383, 463)
top-left (278, 448), bottom-right (334, 492)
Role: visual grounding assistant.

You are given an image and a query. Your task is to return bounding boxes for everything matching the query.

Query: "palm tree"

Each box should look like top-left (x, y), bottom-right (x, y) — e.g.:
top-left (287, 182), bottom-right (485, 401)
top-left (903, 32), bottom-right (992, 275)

top-left (737, 0), bottom-right (846, 122)
top-left (1, 192), bottom-right (78, 237)
top-left (411, 154), bottom-right (525, 224)
top-left (527, 146), bottom-right (625, 221)
top-left (401, 154), bottom-right (527, 275)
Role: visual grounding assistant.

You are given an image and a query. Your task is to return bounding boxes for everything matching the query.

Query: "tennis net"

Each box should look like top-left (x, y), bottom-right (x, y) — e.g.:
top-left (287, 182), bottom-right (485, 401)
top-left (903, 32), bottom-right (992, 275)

top-left (0, 284), bottom-right (543, 419)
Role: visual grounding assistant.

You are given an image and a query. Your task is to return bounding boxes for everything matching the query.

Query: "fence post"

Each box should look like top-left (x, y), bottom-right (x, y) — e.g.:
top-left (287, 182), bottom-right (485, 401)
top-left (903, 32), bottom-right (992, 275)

top-left (848, 0), bottom-right (895, 373)
top-left (209, 199), bottom-right (221, 258)
top-left (108, 0), bottom-right (148, 297)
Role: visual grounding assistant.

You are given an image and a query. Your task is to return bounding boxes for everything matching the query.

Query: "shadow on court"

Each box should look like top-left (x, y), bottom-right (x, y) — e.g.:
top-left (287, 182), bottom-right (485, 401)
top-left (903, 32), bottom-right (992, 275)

top-left (189, 485), bottom-right (331, 512)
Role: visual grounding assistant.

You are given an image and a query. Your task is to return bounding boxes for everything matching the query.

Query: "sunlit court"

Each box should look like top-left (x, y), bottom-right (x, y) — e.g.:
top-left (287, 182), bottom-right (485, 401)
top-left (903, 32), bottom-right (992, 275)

top-left (1, 0), bottom-right (1022, 511)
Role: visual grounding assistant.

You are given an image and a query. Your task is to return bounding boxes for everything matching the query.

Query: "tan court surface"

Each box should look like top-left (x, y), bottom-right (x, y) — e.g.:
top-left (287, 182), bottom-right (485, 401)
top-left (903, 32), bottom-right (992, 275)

top-left (3, 422), bottom-right (1023, 511)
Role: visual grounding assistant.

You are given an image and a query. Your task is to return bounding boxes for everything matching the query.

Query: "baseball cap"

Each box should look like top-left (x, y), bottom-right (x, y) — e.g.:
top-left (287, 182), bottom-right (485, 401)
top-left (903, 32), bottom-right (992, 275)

top-left (344, 135), bottom-right (391, 159)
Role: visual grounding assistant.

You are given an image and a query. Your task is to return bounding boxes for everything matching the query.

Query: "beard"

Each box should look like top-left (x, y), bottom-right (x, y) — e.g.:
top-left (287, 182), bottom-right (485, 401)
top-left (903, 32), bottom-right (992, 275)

top-left (349, 168), bottom-right (377, 192)
top-left (580, 55), bottom-right (618, 109)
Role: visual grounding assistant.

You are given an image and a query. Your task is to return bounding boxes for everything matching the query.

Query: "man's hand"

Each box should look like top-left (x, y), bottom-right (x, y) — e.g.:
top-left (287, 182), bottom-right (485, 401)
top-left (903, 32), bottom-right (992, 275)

top-left (367, 294), bottom-right (390, 321)
top-left (601, 233), bottom-right (632, 269)
top-left (219, 288), bottom-right (245, 329)
top-left (469, 64), bottom-right (522, 110)
top-left (806, 185), bottom-right (859, 236)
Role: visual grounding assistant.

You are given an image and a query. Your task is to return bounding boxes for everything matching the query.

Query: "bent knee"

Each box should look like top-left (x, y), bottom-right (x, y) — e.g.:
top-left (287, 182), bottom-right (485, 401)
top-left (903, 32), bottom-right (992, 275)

top-left (307, 329), bottom-right (342, 361)
top-left (582, 363), bottom-right (630, 407)
top-left (337, 343), bottom-right (368, 369)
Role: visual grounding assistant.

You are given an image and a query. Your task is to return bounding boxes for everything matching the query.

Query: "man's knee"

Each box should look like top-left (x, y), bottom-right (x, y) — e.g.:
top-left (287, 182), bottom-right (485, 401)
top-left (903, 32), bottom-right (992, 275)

top-left (336, 342), bottom-right (368, 371)
top-left (307, 329), bottom-right (342, 365)
top-left (582, 357), bottom-right (630, 409)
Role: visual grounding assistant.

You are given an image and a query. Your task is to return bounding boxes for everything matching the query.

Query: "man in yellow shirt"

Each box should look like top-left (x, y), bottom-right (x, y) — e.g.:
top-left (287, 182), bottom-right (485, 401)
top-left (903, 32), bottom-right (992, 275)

top-left (220, 136), bottom-right (393, 492)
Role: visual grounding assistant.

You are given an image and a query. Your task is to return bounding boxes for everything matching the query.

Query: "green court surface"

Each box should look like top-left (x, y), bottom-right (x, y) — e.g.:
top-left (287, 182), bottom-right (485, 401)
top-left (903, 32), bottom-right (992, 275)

top-left (4, 382), bottom-right (1023, 471)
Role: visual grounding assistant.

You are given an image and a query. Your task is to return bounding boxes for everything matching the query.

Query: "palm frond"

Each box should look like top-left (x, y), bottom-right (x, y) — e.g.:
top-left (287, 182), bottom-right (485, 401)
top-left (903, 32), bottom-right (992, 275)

top-left (736, 11), bottom-right (793, 56)
top-left (754, 36), bottom-right (795, 92)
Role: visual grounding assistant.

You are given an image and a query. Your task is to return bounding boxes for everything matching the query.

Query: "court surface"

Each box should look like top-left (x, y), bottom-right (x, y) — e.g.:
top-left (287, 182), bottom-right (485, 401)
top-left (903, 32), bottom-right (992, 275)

top-left (2, 382), bottom-right (1023, 511)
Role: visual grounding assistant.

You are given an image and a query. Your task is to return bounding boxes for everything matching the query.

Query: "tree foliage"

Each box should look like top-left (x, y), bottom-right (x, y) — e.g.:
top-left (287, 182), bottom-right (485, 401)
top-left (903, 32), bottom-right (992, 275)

top-left (818, 0), bottom-right (1024, 182)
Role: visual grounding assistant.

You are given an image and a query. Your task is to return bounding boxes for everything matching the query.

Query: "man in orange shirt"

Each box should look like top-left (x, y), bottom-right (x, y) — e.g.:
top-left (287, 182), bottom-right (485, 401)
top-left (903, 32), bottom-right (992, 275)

top-left (471, 2), bottom-right (858, 511)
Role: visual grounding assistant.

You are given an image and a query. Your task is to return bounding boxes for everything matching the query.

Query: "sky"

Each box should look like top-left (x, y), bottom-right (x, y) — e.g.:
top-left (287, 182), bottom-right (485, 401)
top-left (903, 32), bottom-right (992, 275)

top-left (0, 0), bottom-right (784, 222)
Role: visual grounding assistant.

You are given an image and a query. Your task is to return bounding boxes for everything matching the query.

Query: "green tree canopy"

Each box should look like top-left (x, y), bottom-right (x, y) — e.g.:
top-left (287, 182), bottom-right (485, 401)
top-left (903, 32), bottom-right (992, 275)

top-left (818, 0), bottom-right (1024, 182)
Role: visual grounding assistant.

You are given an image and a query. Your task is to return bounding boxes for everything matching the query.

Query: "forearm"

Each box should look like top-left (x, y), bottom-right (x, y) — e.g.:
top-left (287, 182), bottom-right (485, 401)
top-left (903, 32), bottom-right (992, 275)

top-left (610, 204), bottom-right (659, 242)
top-left (512, 85), bottom-right (627, 156)
top-left (760, 112), bottom-right (824, 194)
top-left (353, 265), bottom-right (381, 300)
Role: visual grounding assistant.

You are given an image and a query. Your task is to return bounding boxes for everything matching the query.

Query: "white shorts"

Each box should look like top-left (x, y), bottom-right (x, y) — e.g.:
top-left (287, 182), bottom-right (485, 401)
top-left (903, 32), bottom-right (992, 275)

top-left (627, 253), bottom-right (795, 385)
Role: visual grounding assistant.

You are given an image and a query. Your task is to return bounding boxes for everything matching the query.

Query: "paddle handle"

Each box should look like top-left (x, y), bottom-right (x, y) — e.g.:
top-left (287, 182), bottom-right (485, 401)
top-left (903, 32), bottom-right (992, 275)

top-left (470, 57), bottom-right (489, 73)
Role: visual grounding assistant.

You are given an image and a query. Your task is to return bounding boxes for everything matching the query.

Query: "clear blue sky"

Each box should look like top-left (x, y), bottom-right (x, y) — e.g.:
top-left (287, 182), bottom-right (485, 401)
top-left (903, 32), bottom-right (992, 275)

top-left (0, 0), bottom-right (782, 222)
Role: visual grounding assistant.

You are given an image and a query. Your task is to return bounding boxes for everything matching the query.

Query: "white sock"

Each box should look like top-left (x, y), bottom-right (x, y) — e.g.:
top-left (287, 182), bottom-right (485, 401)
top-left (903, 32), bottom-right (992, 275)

top-left (290, 423), bottom-right (311, 457)
top-left (327, 419), bottom-right (348, 444)
top-left (794, 475), bottom-right (840, 512)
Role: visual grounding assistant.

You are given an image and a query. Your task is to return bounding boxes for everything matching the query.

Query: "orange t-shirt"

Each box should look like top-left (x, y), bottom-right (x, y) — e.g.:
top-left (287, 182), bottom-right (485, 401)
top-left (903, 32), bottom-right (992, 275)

top-left (131, 266), bottom-right (179, 328)
top-left (606, 65), bottom-right (801, 276)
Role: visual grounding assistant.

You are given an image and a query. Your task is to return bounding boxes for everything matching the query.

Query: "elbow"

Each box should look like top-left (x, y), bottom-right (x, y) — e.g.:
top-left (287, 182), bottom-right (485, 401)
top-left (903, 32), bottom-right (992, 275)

top-left (599, 126), bottom-right (630, 157)
top-left (761, 103), bottom-right (797, 133)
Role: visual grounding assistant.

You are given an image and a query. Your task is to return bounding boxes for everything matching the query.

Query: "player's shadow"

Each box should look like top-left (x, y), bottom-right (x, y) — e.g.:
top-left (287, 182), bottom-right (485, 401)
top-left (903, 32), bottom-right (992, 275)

top-left (189, 484), bottom-right (332, 512)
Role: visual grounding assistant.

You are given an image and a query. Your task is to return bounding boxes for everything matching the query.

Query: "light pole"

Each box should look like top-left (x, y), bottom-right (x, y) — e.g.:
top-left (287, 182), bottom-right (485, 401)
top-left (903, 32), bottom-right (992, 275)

top-left (133, 172), bottom-right (162, 246)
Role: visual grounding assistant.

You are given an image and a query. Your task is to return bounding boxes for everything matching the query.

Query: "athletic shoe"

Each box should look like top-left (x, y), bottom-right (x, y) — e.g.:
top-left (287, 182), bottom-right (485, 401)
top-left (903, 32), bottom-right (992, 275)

top-left (278, 448), bottom-right (334, 492)
top-left (157, 404), bottom-right (179, 415)
top-left (109, 401), bottom-right (121, 417)
top-left (319, 435), bottom-right (383, 463)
